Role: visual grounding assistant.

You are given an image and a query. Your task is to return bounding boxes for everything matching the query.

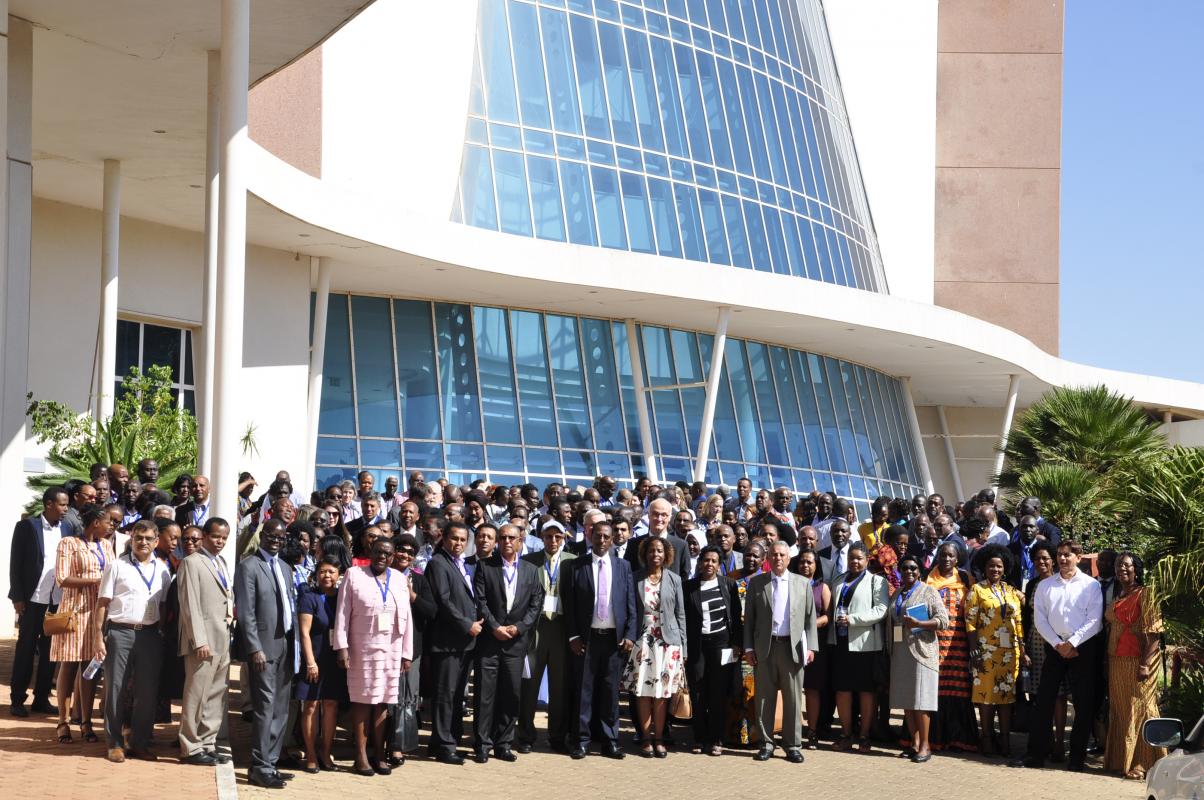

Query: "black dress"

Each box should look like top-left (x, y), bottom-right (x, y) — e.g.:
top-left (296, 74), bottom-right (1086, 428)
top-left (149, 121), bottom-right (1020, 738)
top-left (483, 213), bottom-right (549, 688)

top-left (294, 590), bottom-right (349, 702)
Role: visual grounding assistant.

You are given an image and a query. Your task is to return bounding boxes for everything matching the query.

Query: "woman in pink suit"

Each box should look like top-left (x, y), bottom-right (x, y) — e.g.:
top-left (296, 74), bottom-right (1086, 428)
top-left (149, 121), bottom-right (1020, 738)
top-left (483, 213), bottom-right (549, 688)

top-left (334, 537), bottom-right (413, 776)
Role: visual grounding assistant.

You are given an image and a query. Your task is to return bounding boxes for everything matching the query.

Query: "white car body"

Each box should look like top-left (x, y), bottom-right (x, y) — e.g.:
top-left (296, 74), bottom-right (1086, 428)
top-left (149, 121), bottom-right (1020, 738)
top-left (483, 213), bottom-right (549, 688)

top-left (1146, 715), bottom-right (1204, 800)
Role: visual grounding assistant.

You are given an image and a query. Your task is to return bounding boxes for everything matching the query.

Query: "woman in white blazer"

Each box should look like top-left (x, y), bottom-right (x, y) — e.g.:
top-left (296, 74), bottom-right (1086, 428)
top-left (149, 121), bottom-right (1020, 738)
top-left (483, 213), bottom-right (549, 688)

top-left (828, 542), bottom-right (890, 753)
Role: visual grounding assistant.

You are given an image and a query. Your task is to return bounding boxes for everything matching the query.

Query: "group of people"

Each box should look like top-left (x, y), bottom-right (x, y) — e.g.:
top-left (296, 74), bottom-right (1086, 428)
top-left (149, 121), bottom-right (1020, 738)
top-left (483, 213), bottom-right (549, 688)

top-left (6, 462), bottom-right (1168, 787)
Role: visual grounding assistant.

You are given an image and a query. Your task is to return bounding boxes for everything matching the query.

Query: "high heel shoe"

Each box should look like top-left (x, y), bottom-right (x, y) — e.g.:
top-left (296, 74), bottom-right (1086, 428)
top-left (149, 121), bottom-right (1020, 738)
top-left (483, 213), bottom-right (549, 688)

top-left (652, 738), bottom-right (668, 759)
top-left (80, 721), bottom-right (99, 743)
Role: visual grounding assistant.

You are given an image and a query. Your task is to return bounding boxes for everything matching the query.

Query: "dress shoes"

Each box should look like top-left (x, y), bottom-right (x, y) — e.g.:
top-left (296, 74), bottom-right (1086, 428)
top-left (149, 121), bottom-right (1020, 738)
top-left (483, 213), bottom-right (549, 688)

top-left (494, 748), bottom-right (518, 762)
top-left (183, 751), bottom-right (219, 766)
top-left (127, 748), bottom-right (159, 762)
top-left (106, 748), bottom-right (126, 763)
top-left (569, 746), bottom-right (587, 760)
top-left (30, 700), bottom-right (57, 715)
top-left (435, 751), bottom-right (465, 765)
top-left (514, 743), bottom-right (532, 754)
top-left (1009, 756), bottom-right (1043, 769)
top-left (603, 743), bottom-right (625, 759)
top-left (549, 741), bottom-right (570, 754)
top-left (786, 748), bottom-right (804, 764)
top-left (911, 752), bottom-right (932, 764)
top-left (8, 704), bottom-right (29, 718)
top-left (473, 750), bottom-right (490, 764)
top-left (753, 745), bottom-right (774, 762)
top-left (275, 771), bottom-right (295, 781)
top-left (248, 772), bottom-right (287, 790)
top-left (206, 750), bottom-right (232, 764)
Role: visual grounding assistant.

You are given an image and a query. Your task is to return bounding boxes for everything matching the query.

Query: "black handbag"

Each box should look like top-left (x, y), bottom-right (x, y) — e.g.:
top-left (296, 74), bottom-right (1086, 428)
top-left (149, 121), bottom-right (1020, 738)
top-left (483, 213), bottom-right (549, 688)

top-left (390, 679), bottom-right (421, 753)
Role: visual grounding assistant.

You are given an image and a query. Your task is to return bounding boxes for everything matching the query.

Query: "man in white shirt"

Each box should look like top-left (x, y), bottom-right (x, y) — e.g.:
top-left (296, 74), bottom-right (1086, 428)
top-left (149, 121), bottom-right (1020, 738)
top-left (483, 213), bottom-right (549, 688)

top-left (8, 486), bottom-right (71, 717)
top-left (979, 505), bottom-right (1010, 547)
top-left (94, 519), bottom-right (173, 762)
top-left (1013, 539), bottom-right (1104, 772)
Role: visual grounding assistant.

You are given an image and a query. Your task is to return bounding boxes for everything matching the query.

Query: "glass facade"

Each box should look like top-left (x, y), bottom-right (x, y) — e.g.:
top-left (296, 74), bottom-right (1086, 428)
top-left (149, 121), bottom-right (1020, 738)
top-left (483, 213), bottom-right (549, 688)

top-left (315, 294), bottom-right (924, 514)
top-left (454, 0), bottom-right (888, 292)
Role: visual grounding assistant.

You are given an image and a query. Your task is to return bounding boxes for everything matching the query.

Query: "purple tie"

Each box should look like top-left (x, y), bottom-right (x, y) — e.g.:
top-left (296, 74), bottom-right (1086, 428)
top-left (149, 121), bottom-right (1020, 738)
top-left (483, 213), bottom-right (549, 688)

top-left (595, 556), bottom-right (609, 622)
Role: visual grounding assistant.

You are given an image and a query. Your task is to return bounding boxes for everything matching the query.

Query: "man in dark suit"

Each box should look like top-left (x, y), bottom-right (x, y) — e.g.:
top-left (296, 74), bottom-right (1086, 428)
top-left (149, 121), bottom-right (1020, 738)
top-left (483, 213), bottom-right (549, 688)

top-left (233, 518), bottom-right (296, 789)
top-left (817, 519), bottom-right (854, 581)
top-left (564, 520), bottom-right (636, 759)
top-left (624, 498), bottom-right (688, 577)
top-left (933, 514), bottom-right (969, 566)
top-left (518, 522), bottom-right (576, 753)
top-left (8, 486), bottom-right (71, 717)
top-left (684, 545), bottom-right (744, 755)
top-left (174, 475), bottom-right (211, 529)
top-left (472, 523), bottom-right (544, 763)
top-left (1016, 497), bottom-right (1062, 545)
top-left (790, 525), bottom-right (833, 581)
top-left (424, 521), bottom-right (482, 765)
top-left (345, 493), bottom-right (384, 542)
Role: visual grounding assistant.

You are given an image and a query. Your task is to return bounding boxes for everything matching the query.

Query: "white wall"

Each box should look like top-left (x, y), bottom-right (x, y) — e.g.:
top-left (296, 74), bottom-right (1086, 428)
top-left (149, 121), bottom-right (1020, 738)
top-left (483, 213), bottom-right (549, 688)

top-left (915, 404), bottom-right (1009, 504)
top-left (823, 0), bottom-right (937, 304)
top-left (321, 0), bottom-right (478, 219)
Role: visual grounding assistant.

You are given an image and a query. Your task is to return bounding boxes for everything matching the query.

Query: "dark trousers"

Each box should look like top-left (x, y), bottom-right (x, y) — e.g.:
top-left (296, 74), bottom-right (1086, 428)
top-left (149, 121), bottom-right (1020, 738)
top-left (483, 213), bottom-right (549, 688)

top-left (691, 635), bottom-right (735, 748)
top-left (1026, 635), bottom-right (1102, 767)
top-left (10, 601), bottom-right (55, 706)
top-left (103, 625), bottom-right (163, 749)
top-left (519, 616), bottom-right (569, 747)
top-left (474, 646), bottom-right (525, 752)
top-left (572, 630), bottom-right (623, 747)
top-left (429, 650), bottom-right (472, 755)
top-left (247, 643), bottom-right (293, 777)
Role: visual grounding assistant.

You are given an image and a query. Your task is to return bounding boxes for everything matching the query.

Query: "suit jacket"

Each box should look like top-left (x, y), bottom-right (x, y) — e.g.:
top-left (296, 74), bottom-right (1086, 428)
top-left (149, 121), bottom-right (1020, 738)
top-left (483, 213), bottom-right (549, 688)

top-left (176, 549), bottom-right (234, 657)
top-left (8, 518), bottom-right (61, 603)
top-left (826, 571), bottom-right (890, 651)
top-left (473, 555), bottom-right (544, 655)
top-left (523, 548), bottom-right (576, 619)
top-left (683, 575), bottom-right (743, 682)
top-left (632, 569), bottom-right (686, 646)
top-left (817, 545), bottom-right (850, 583)
top-left (408, 570), bottom-right (437, 654)
top-left (564, 551), bottom-right (637, 648)
top-left (424, 548), bottom-right (480, 654)
top-left (743, 571), bottom-right (819, 663)
top-left (624, 532), bottom-right (689, 579)
top-left (233, 550), bottom-right (297, 662)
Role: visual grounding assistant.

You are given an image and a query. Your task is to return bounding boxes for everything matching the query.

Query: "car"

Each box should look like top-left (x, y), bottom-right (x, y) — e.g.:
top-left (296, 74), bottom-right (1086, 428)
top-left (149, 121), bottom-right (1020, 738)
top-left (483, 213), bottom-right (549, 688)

top-left (1143, 715), bottom-right (1204, 800)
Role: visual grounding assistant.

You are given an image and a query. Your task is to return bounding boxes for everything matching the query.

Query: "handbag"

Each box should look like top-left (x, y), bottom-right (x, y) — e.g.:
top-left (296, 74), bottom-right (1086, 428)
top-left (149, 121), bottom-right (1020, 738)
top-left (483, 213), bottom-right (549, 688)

top-left (42, 609), bottom-right (77, 636)
top-left (669, 686), bottom-right (693, 720)
top-left (390, 679), bottom-right (421, 753)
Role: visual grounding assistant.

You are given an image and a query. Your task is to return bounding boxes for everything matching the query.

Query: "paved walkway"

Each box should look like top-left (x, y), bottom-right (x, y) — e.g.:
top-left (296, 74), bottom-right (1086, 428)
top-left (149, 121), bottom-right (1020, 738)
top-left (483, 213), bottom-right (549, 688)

top-left (1, 637), bottom-right (1141, 800)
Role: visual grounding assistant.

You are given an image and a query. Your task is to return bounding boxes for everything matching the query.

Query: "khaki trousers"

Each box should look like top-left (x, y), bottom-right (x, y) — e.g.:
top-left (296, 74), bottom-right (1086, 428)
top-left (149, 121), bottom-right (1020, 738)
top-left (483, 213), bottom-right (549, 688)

top-left (179, 648), bottom-right (230, 756)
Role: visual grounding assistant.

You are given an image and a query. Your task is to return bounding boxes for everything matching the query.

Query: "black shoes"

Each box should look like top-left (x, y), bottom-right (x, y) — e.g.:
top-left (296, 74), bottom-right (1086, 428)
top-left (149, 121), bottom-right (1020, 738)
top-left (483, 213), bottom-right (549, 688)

top-left (603, 743), bottom-right (625, 759)
top-left (30, 700), bottom-right (57, 715)
top-left (435, 751), bottom-right (465, 765)
top-left (9, 704), bottom-right (29, 718)
top-left (183, 751), bottom-right (219, 766)
top-left (753, 745), bottom-right (774, 761)
top-left (494, 748), bottom-right (518, 762)
top-left (785, 748), bottom-right (804, 764)
top-left (515, 743), bottom-right (532, 754)
top-left (569, 746), bottom-right (587, 760)
top-left (911, 752), bottom-right (932, 764)
top-left (473, 750), bottom-right (490, 764)
top-left (1009, 756), bottom-right (1043, 769)
top-left (205, 750), bottom-right (232, 764)
top-left (248, 772), bottom-right (286, 789)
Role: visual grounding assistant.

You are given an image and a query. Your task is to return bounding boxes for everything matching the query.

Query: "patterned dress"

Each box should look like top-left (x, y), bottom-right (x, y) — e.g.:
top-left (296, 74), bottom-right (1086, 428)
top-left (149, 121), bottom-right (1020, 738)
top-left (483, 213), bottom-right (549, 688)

top-left (926, 569), bottom-right (980, 750)
top-left (50, 536), bottom-right (115, 662)
top-left (622, 580), bottom-right (685, 698)
top-left (965, 581), bottom-right (1023, 704)
top-left (1103, 588), bottom-right (1166, 776)
top-left (726, 574), bottom-right (758, 745)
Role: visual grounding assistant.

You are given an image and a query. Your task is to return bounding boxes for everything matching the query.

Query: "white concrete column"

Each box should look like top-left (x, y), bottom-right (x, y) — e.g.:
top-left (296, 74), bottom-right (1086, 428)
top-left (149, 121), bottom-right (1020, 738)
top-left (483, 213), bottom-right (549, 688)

top-left (97, 158), bottom-right (121, 420)
top-left (624, 318), bottom-right (658, 483)
top-left (1162, 411), bottom-right (1173, 426)
top-left (991, 374), bottom-right (1021, 492)
top-left (211, 0), bottom-right (250, 564)
top-left (198, 49), bottom-right (220, 474)
top-left (900, 377), bottom-right (934, 495)
top-left (935, 405), bottom-right (964, 502)
top-left (692, 306), bottom-right (730, 484)
top-left (0, 13), bottom-right (33, 632)
top-left (305, 257), bottom-right (331, 494)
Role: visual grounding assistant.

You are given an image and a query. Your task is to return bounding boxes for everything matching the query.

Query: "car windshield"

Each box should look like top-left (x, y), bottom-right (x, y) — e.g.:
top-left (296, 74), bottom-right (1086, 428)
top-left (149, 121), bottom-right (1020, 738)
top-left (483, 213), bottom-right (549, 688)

top-left (1189, 715), bottom-right (1204, 747)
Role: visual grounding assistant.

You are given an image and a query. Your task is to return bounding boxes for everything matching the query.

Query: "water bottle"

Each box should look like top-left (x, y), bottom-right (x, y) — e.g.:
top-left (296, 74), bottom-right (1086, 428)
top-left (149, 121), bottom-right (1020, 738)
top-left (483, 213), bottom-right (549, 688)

top-left (83, 655), bottom-right (103, 680)
top-left (836, 603), bottom-right (849, 637)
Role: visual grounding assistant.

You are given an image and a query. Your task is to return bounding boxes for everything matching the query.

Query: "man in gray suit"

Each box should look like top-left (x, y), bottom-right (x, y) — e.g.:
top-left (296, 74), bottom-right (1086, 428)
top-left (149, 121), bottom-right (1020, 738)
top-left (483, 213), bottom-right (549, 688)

top-left (177, 517), bottom-right (234, 766)
top-left (743, 541), bottom-right (818, 763)
top-left (233, 518), bottom-right (296, 789)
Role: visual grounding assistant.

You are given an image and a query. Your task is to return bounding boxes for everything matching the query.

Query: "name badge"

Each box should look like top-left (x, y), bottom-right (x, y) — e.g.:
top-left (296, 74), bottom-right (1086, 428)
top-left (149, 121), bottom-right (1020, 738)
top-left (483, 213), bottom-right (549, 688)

top-left (377, 612), bottom-right (392, 633)
top-left (892, 625), bottom-right (903, 644)
top-left (543, 595), bottom-right (560, 615)
top-left (997, 629), bottom-right (1011, 648)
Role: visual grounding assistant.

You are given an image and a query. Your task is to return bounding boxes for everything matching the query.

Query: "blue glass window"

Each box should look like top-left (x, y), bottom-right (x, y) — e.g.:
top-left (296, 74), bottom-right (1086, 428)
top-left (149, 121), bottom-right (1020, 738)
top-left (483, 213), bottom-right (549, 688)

top-left (393, 299), bottom-right (441, 440)
top-left (507, 1), bottom-right (550, 128)
top-left (647, 178), bottom-right (682, 257)
top-left (509, 310), bottom-right (558, 447)
top-left (742, 199), bottom-right (771, 271)
top-left (460, 145), bottom-right (498, 230)
top-left (473, 306), bottom-right (521, 444)
top-left (559, 160), bottom-right (598, 246)
top-left (620, 171), bottom-right (656, 254)
top-left (319, 295), bottom-right (354, 435)
top-left (648, 36), bottom-right (689, 158)
top-left (720, 193), bottom-right (751, 268)
top-left (350, 296), bottom-right (399, 438)
top-left (317, 436), bottom-right (356, 466)
top-left (672, 329), bottom-right (707, 459)
top-left (546, 314), bottom-right (593, 450)
top-left (360, 439), bottom-right (401, 468)
top-left (641, 326), bottom-right (689, 457)
top-left (526, 156), bottom-right (566, 242)
top-left (694, 51), bottom-right (732, 170)
top-left (480, 0), bottom-right (519, 124)
top-left (724, 338), bottom-right (763, 463)
top-left (697, 188), bottom-right (730, 265)
top-left (492, 150), bottom-right (533, 236)
top-left (591, 166), bottom-right (628, 249)
top-left (598, 22), bottom-right (639, 146)
top-left (434, 303), bottom-right (483, 442)
top-left (540, 8), bottom-right (583, 134)
top-left (568, 13), bottom-right (611, 139)
top-left (580, 318), bottom-right (626, 451)
top-left (672, 43), bottom-right (712, 163)
top-left (673, 182), bottom-right (707, 261)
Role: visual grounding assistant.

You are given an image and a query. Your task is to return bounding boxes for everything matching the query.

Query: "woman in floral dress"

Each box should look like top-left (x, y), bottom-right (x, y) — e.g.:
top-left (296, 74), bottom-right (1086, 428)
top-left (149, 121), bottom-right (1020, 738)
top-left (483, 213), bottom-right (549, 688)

top-left (965, 545), bottom-right (1024, 757)
top-left (622, 537), bottom-right (686, 758)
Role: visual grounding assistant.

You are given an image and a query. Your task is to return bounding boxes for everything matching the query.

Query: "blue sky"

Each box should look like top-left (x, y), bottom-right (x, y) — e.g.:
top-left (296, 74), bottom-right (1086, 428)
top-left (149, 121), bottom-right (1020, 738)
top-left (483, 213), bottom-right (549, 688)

top-left (1061, 1), bottom-right (1204, 383)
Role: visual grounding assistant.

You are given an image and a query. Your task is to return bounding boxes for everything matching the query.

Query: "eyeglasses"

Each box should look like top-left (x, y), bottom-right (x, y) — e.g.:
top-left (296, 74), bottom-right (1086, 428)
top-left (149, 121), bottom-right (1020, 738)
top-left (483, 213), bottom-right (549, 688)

top-left (397, 548), bottom-right (416, 556)
top-left (182, 536), bottom-right (202, 543)
top-left (498, 534), bottom-right (519, 541)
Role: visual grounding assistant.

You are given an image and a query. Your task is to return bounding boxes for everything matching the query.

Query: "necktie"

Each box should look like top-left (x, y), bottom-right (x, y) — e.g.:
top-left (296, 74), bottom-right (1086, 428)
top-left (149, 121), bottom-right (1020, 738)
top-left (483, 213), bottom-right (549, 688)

top-left (270, 556), bottom-right (293, 632)
top-left (925, 549), bottom-right (934, 570)
top-left (834, 549), bottom-right (844, 576)
top-left (772, 576), bottom-right (788, 632)
top-left (595, 556), bottom-right (609, 622)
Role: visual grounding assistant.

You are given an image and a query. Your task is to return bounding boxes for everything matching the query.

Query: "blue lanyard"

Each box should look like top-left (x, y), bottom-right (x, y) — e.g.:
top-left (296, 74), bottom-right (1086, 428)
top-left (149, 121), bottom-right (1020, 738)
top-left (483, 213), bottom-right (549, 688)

top-left (720, 552), bottom-right (737, 576)
top-left (92, 542), bottom-right (106, 571)
top-left (209, 555), bottom-right (227, 590)
top-left (545, 555), bottom-right (559, 587)
top-left (129, 554), bottom-right (156, 591)
top-left (894, 581), bottom-right (920, 616)
top-left (839, 571), bottom-right (865, 607)
top-left (504, 562), bottom-right (518, 590)
top-left (374, 568), bottom-right (391, 605)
